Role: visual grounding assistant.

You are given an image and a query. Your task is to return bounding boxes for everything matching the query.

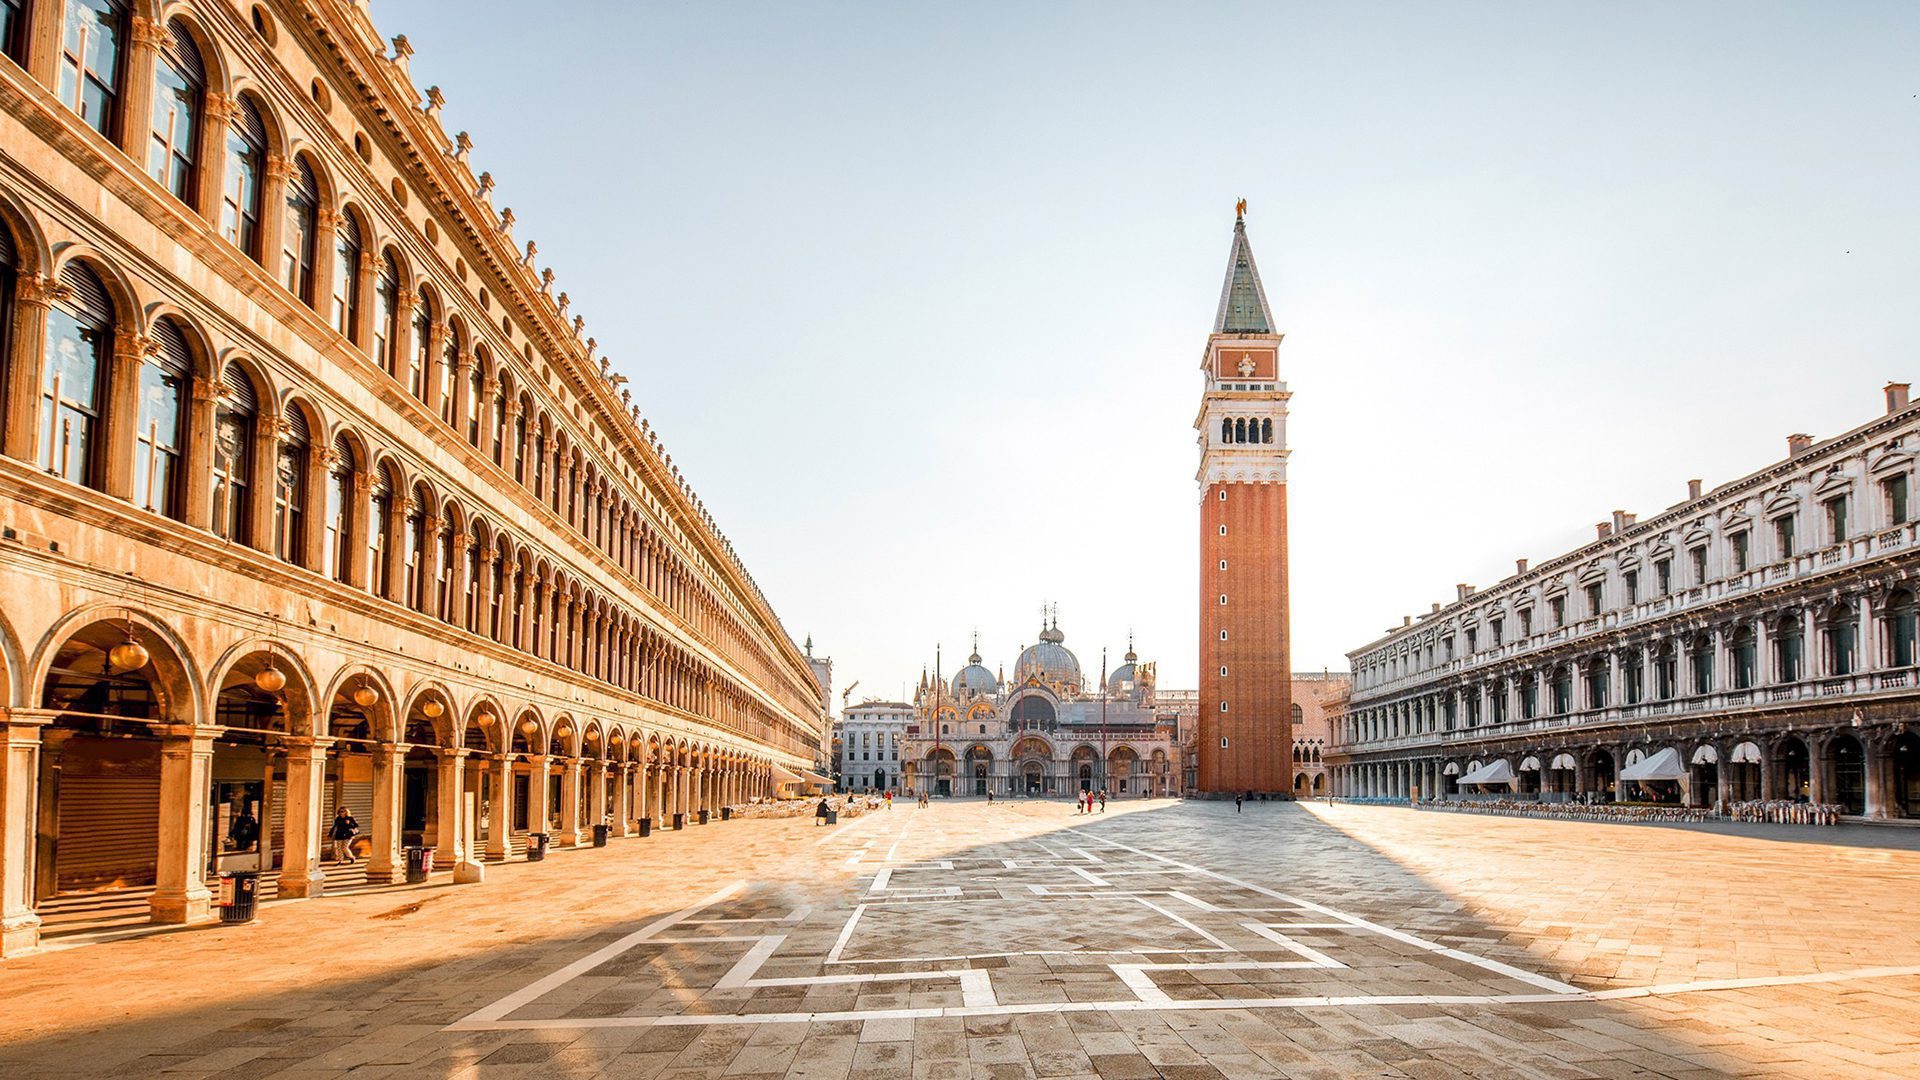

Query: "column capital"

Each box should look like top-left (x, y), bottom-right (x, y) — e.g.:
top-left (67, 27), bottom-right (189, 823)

top-left (204, 91), bottom-right (235, 124)
top-left (15, 273), bottom-right (68, 311)
top-left (128, 14), bottom-right (165, 50)
top-left (263, 154), bottom-right (293, 185)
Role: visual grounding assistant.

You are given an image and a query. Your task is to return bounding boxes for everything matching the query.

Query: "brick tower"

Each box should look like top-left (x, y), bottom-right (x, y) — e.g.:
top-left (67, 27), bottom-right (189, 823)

top-left (1196, 203), bottom-right (1292, 795)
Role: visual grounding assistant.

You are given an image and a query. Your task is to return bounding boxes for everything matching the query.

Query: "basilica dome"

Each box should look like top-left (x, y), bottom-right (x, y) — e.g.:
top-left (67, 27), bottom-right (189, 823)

top-left (1014, 622), bottom-right (1082, 690)
top-left (952, 650), bottom-right (998, 697)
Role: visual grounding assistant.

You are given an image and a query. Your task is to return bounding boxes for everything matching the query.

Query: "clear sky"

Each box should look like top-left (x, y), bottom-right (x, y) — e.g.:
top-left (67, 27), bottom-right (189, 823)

top-left (383, 1), bottom-right (1920, 704)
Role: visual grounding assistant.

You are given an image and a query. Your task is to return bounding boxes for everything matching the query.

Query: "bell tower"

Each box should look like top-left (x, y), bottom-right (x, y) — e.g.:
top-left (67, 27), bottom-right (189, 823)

top-left (1195, 202), bottom-right (1292, 795)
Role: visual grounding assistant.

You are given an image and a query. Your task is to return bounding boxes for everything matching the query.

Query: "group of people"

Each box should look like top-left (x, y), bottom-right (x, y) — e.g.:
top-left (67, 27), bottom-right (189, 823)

top-left (1076, 789), bottom-right (1108, 814)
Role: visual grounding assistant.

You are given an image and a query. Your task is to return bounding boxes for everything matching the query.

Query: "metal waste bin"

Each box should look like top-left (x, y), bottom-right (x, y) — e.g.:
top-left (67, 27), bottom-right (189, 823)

top-left (592, 824), bottom-right (610, 847)
top-left (528, 833), bottom-right (550, 861)
top-left (638, 817), bottom-right (652, 837)
top-left (404, 846), bottom-right (434, 883)
top-left (698, 809), bottom-right (710, 825)
top-left (218, 870), bottom-right (260, 923)
top-left (825, 809), bottom-right (839, 825)
top-left (672, 812), bottom-right (685, 830)
top-left (721, 806), bottom-right (732, 821)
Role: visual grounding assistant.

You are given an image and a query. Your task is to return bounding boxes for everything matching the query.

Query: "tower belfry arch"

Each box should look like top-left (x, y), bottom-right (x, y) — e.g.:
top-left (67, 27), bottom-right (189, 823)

top-left (1195, 203), bottom-right (1293, 795)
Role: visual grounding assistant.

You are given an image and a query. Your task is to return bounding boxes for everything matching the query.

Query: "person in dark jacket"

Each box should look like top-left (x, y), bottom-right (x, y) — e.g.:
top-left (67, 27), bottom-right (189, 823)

top-left (815, 798), bottom-right (832, 825)
top-left (329, 807), bottom-right (359, 863)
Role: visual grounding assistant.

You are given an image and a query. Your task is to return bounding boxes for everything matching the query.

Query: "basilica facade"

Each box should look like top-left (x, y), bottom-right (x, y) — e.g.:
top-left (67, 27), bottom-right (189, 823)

top-left (899, 620), bottom-right (1180, 798)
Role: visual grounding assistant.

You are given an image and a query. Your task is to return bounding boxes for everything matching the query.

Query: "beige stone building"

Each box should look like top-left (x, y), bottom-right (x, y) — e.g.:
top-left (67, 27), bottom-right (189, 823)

top-left (0, 0), bottom-right (825, 956)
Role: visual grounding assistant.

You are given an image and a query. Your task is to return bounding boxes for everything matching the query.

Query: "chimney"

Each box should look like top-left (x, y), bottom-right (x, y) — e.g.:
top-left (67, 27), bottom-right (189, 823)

top-left (1888, 382), bottom-right (1911, 414)
top-left (1402, 615), bottom-right (1412, 628)
top-left (1596, 522), bottom-right (1612, 540)
top-left (1456, 583), bottom-right (1475, 602)
top-left (1515, 558), bottom-right (1529, 575)
top-left (1787, 433), bottom-right (1813, 457)
top-left (1431, 602), bottom-right (1442, 614)
top-left (1687, 479), bottom-right (1703, 500)
top-left (1612, 509), bottom-right (1635, 533)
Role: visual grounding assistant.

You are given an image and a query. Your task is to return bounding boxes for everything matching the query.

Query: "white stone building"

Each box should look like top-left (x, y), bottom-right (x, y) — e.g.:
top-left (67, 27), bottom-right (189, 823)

top-left (836, 701), bottom-right (912, 793)
top-left (1331, 385), bottom-right (1920, 819)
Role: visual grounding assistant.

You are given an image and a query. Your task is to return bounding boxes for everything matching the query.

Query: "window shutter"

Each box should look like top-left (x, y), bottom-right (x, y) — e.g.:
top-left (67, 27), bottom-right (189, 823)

top-left (282, 404), bottom-right (309, 445)
top-left (151, 319), bottom-right (192, 374)
top-left (0, 221), bottom-right (15, 269)
top-left (234, 95), bottom-right (268, 148)
top-left (60, 263), bottom-right (113, 323)
top-left (164, 20), bottom-right (205, 85)
top-left (292, 156), bottom-right (318, 200)
top-left (221, 362), bottom-right (258, 412)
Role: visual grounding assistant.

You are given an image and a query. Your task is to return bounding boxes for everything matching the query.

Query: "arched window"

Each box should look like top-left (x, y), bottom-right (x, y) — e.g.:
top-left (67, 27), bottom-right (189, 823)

top-left (372, 253), bottom-right (398, 373)
top-left (281, 156), bottom-right (319, 302)
top-left (0, 0), bottom-right (27, 65)
top-left (274, 406), bottom-right (308, 565)
top-left (59, 0), bottom-right (127, 136)
top-left (512, 397), bottom-right (528, 482)
top-left (530, 573), bottom-right (548, 658)
top-left (1233, 417), bottom-right (1245, 443)
top-left (465, 527), bottom-right (486, 630)
top-left (148, 21), bottom-right (204, 202)
top-left (210, 362), bottom-right (256, 541)
top-left (0, 225), bottom-right (13, 427)
top-left (1886, 591), bottom-right (1917, 669)
top-left (1220, 417), bottom-right (1230, 443)
top-left (1774, 613), bottom-right (1803, 682)
top-left (404, 485), bottom-right (429, 611)
top-left (409, 287), bottom-right (431, 400)
top-left (490, 378), bottom-right (506, 466)
top-left (222, 96), bottom-right (267, 257)
top-left (135, 319), bottom-right (191, 518)
top-left (1690, 633), bottom-right (1714, 693)
top-left (1827, 605), bottom-right (1858, 677)
top-left (439, 322), bottom-right (457, 426)
top-left (1262, 418), bottom-right (1273, 444)
top-left (367, 464), bottom-right (394, 597)
top-left (437, 517), bottom-right (456, 621)
top-left (323, 434), bottom-right (353, 583)
top-left (330, 212), bottom-right (361, 339)
top-left (1731, 624), bottom-right (1757, 689)
top-left (488, 545), bottom-right (505, 640)
top-left (531, 419), bottom-right (546, 497)
top-left (39, 262), bottom-right (113, 489)
top-left (464, 339), bottom-right (483, 446)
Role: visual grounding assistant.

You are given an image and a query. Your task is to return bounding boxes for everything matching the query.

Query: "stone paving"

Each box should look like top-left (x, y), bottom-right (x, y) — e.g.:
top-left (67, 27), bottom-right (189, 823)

top-left (5, 798), bottom-right (1920, 1078)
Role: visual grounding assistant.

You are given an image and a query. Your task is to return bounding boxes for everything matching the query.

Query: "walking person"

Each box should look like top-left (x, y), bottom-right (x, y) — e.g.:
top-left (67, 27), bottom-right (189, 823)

top-left (815, 797), bottom-right (832, 826)
top-left (1235, 793), bottom-right (1244, 814)
top-left (329, 806), bottom-right (359, 864)
top-left (1098, 789), bottom-right (1107, 813)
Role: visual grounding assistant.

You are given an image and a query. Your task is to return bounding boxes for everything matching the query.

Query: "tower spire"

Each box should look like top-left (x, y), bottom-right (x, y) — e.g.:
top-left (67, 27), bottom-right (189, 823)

top-left (1214, 201), bottom-right (1274, 334)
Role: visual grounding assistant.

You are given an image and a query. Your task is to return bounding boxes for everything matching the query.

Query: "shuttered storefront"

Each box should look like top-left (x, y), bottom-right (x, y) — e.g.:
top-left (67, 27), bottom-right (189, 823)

top-left (55, 738), bottom-right (160, 893)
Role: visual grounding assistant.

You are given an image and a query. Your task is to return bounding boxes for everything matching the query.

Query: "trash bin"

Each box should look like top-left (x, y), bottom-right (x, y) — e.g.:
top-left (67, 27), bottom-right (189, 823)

top-left (528, 833), bottom-right (549, 861)
top-left (592, 824), bottom-right (610, 847)
top-left (638, 817), bottom-right (652, 837)
top-left (698, 809), bottom-right (710, 825)
top-left (217, 870), bottom-right (259, 924)
top-left (721, 806), bottom-right (732, 821)
top-left (825, 809), bottom-right (839, 825)
top-left (672, 812), bottom-right (685, 830)
top-left (404, 845), bottom-right (433, 883)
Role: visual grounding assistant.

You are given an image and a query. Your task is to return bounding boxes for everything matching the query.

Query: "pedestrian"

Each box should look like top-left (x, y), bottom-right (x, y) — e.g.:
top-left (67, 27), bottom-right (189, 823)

top-left (884, 791), bottom-right (893, 810)
top-left (329, 806), bottom-right (359, 863)
top-left (815, 797), bottom-right (831, 826)
top-left (987, 789), bottom-right (994, 805)
top-left (1235, 793), bottom-right (1243, 814)
top-left (228, 803), bottom-right (261, 854)
top-left (1098, 790), bottom-right (1107, 813)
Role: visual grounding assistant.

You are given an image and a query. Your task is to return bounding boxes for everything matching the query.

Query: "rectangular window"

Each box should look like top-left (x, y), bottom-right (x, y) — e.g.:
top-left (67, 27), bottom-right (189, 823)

top-left (1690, 546), bottom-right (1708, 584)
top-left (1548, 595), bottom-right (1565, 628)
top-left (1585, 582), bottom-right (1603, 616)
top-left (1520, 681), bottom-right (1536, 719)
top-left (1519, 609), bottom-right (1533, 636)
top-left (1731, 531), bottom-right (1750, 573)
top-left (1490, 618), bottom-right (1503, 646)
top-left (1887, 475), bottom-right (1909, 526)
top-left (1465, 628), bottom-right (1477, 653)
top-left (1624, 570), bottom-right (1639, 604)
top-left (1775, 516), bottom-right (1796, 559)
top-left (1656, 558), bottom-right (1672, 595)
top-left (1891, 609), bottom-right (1917, 668)
top-left (1827, 496), bottom-right (1849, 543)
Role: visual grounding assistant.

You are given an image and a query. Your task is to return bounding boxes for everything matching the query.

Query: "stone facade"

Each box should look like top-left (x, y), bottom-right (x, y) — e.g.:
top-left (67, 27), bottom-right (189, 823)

top-left (1289, 672), bottom-right (1346, 797)
top-left (1196, 207), bottom-right (1293, 794)
top-left (834, 700), bottom-right (910, 793)
top-left (900, 623), bottom-right (1180, 798)
top-left (1331, 386), bottom-right (1920, 819)
top-left (0, 0), bottom-right (823, 956)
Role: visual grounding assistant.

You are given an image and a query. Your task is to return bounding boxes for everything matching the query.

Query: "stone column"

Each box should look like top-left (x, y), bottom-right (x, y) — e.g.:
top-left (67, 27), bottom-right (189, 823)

top-left (557, 757), bottom-right (582, 846)
top-left (101, 332), bottom-right (151, 501)
top-left (611, 762), bottom-right (630, 835)
top-left (150, 726), bottom-right (216, 924)
top-left (415, 514), bottom-right (442, 616)
top-left (433, 747), bottom-right (467, 870)
top-left (1716, 741), bottom-right (1735, 812)
top-left (259, 155), bottom-right (291, 286)
top-left (390, 288), bottom-right (417, 385)
top-left (527, 754), bottom-right (551, 835)
top-left (1860, 594), bottom-right (1880, 677)
top-left (277, 737), bottom-right (331, 898)
top-left (352, 250), bottom-right (377, 355)
top-left (486, 753), bottom-right (512, 859)
top-left (117, 16), bottom-right (163, 159)
top-left (3, 274), bottom-right (54, 463)
top-left (23, 0), bottom-right (60, 88)
top-left (0, 719), bottom-right (46, 956)
top-left (366, 743), bottom-right (404, 884)
top-left (1865, 733), bottom-right (1894, 820)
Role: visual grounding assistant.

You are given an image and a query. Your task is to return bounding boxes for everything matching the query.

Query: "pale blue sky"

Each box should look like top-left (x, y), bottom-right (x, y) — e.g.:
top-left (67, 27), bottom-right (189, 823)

top-left (384, 1), bottom-right (1920, 700)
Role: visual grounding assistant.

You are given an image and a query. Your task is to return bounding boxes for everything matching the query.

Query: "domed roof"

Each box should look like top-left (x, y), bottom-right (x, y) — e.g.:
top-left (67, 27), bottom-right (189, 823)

top-left (1107, 643), bottom-right (1141, 696)
top-left (952, 648), bottom-right (998, 696)
top-left (1015, 623), bottom-right (1081, 689)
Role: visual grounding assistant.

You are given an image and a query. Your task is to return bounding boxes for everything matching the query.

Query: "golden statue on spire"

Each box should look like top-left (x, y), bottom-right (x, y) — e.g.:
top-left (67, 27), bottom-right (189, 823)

top-left (1235, 197), bottom-right (1247, 220)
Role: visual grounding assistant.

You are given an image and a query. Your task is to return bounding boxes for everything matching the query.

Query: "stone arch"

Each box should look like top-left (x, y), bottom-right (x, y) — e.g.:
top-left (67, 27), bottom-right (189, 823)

top-left (0, 599), bottom-right (23, 708)
top-left (215, 351), bottom-right (277, 415)
top-left (32, 604), bottom-right (204, 727)
top-left (320, 663), bottom-right (400, 744)
top-left (510, 706), bottom-right (545, 754)
top-left (0, 184), bottom-right (53, 277)
top-left (50, 244), bottom-right (143, 326)
top-left (205, 636), bottom-right (320, 735)
top-left (229, 84), bottom-right (289, 159)
top-left (400, 679), bottom-right (458, 747)
top-left (463, 695), bottom-right (505, 752)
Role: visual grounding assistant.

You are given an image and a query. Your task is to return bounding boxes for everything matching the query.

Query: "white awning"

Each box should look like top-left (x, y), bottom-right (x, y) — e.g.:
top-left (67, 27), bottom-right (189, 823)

top-left (1619, 747), bottom-right (1687, 781)
top-left (1731, 741), bottom-right (1763, 764)
top-left (770, 764), bottom-right (805, 786)
top-left (800, 770), bottom-right (835, 790)
top-left (1459, 760), bottom-right (1516, 786)
top-left (1548, 753), bottom-right (1578, 771)
top-left (1518, 756), bottom-right (1541, 772)
top-left (1690, 745), bottom-right (1718, 765)
top-left (1442, 761), bottom-right (1461, 776)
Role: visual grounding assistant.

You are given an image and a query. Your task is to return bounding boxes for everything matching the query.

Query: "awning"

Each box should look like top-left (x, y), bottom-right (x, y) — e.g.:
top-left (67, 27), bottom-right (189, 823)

top-left (799, 770), bottom-right (835, 790)
top-left (1690, 745), bottom-right (1718, 765)
top-left (1518, 755), bottom-right (1541, 772)
top-left (1442, 761), bottom-right (1461, 776)
top-left (1459, 760), bottom-right (1515, 786)
top-left (1548, 753), bottom-right (1578, 771)
top-left (1730, 741), bottom-right (1763, 764)
top-left (770, 764), bottom-right (805, 786)
top-left (1619, 747), bottom-right (1687, 782)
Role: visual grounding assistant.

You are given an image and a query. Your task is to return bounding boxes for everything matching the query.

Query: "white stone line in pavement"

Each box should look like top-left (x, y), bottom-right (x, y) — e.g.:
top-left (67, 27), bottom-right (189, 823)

top-left (1132, 895), bottom-right (1232, 951)
top-left (1586, 964), bottom-right (1920, 1000)
top-left (452, 880), bottom-right (746, 1026)
top-left (882, 824), bottom-right (908, 863)
top-left (823, 902), bottom-right (866, 964)
top-left (1083, 832), bottom-right (1586, 996)
top-left (1242, 922), bottom-right (1347, 968)
top-left (1168, 891), bottom-right (1219, 912)
top-left (1069, 864), bottom-right (1111, 887)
